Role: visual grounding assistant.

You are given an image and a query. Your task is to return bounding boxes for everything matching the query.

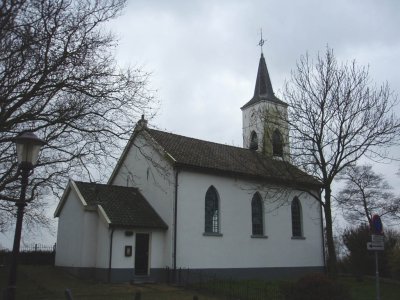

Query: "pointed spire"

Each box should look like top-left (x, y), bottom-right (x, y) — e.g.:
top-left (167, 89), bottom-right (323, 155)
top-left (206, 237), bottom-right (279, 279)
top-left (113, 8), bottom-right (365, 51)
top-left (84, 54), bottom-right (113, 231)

top-left (241, 53), bottom-right (286, 110)
top-left (253, 53), bottom-right (275, 99)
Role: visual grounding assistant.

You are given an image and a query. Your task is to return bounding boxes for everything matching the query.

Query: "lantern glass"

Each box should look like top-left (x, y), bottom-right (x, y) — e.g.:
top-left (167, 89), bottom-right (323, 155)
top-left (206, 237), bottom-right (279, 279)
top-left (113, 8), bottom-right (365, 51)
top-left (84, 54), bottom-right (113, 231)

top-left (14, 132), bottom-right (45, 166)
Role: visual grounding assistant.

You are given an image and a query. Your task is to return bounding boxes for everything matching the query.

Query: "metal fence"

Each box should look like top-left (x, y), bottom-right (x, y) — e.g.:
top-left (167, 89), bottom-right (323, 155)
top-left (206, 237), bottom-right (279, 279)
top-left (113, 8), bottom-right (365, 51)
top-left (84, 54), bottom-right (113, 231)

top-left (20, 243), bottom-right (56, 252)
top-left (0, 243), bottom-right (56, 265)
top-left (166, 267), bottom-right (285, 300)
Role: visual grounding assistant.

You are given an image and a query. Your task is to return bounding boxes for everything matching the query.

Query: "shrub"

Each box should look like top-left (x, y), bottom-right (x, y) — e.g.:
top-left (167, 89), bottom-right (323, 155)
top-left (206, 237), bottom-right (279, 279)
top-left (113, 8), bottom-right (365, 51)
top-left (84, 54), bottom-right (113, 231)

top-left (389, 243), bottom-right (400, 279)
top-left (342, 224), bottom-right (374, 279)
top-left (341, 224), bottom-right (400, 279)
top-left (284, 273), bottom-right (351, 300)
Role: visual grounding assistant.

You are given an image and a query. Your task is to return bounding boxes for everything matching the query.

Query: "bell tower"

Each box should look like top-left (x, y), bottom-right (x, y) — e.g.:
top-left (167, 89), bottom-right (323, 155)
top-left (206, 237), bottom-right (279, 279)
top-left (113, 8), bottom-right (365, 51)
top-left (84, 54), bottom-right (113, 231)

top-left (241, 49), bottom-right (290, 160)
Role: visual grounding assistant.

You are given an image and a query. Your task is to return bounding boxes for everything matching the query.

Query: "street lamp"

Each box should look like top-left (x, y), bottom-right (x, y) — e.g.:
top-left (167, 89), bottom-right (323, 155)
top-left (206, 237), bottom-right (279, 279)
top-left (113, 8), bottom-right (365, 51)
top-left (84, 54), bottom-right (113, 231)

top-left (6, 132), bottom-right (45, 300)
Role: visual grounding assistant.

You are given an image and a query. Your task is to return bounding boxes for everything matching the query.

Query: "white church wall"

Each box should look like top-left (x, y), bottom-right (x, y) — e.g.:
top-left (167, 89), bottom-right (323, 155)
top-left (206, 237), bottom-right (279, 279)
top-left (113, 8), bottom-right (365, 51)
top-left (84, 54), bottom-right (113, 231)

top-left (55, 188), bottom-right (85, 267)
top-left (80, 210), bottom-right (98, 267)
top-left (264, 190), bottom-right (323, 267)
top-left (109, 230), bottom-right (166, 270)
top-left (149, 231), bottom-right (167, 268)
top-left (55, 186), bottom-right (101, 268)
top-left (110, 134), bottom-right (175, 267)
top-left (95, 216), bottom-right (111, 269)
top-left (176, 170), bottom-right (323, 269)
top-left (111, 229), bottom-right (135, 269)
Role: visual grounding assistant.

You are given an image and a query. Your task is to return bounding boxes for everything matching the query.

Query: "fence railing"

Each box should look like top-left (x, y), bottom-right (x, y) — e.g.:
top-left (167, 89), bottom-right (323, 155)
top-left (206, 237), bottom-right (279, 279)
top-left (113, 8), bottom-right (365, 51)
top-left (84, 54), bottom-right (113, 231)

top-left (19, 243), bottom-right (56, 252)
top-left (0, 243), bottom-right (56, 266)
top-left (166, 267), bottom-right (285, 300)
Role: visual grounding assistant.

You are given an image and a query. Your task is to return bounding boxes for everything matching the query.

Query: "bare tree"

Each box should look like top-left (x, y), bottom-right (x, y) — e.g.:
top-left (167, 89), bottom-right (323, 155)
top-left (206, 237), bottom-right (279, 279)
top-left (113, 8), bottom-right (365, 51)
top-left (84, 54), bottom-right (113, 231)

top-left (0, 0), bottom-right (156, 231)
top-left (284, 47), bottom-right (400, 273)
top-left (337, 164), bottom-right (400, 225)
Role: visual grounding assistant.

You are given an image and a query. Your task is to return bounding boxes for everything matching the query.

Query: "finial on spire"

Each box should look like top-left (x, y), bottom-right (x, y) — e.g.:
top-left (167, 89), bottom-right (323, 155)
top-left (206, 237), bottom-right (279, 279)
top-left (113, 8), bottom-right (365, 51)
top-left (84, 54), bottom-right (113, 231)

top-left (258, 28), bottom-right (265, 54)
top-left (136, 114), bottom-right (148, 130)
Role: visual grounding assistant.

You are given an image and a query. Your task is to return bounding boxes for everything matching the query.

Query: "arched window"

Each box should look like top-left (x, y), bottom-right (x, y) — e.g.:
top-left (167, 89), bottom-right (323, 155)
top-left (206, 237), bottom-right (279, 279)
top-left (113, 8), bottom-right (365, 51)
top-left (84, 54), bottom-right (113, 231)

top-left (251, 193), bottom-right (264, 235)
top-left (291, 197), bottom-right (302, 237)
top-left (205, 186), bottom-right (220, 233)
top-left (250, 131), bottom-right (258, 150)
top-left (272, 129), bottom-right (283, 157)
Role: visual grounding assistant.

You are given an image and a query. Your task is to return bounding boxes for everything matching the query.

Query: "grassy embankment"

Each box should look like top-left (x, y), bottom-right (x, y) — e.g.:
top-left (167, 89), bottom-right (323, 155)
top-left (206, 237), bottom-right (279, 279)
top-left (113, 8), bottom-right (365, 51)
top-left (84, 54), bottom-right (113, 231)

top-left (0, 265), bottom-right (220, 300)
top-left (1, 266), bottom-right (400, 300)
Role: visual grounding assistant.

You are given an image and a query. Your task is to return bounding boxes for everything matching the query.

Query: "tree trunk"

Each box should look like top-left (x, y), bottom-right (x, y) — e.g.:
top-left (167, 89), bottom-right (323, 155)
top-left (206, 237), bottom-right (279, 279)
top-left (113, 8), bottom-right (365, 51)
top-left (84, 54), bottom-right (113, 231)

top-left (324, 186), bottom-right (337, 276)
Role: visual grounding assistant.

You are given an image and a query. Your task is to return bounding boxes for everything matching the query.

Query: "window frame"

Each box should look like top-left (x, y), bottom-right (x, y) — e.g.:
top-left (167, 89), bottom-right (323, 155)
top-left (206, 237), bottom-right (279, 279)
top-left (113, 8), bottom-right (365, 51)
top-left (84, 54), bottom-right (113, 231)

top-left (251, 192), bottom-right (265, 237)
top-left (204, 186), bottom-right (222, 236)
top-left (291, 196), bottom-right (304, 239)
top-left (272, 129), bottom-right (283, 157)
top-left (250, 130), bottom-right (258, 150)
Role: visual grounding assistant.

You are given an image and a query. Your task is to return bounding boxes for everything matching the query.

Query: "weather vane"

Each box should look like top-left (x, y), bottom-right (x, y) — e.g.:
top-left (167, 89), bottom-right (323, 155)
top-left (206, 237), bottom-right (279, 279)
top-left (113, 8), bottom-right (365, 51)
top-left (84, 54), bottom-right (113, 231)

top-left (258, 28), bottom-right (265, 54)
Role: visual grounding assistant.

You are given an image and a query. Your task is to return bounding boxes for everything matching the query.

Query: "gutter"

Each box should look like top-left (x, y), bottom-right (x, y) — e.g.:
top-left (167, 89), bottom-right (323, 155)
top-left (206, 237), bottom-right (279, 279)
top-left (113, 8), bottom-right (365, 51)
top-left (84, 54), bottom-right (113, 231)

top-left (173, 169), bottom-right (179, 272)
top-left (108, 227), bottom-right (115, 283)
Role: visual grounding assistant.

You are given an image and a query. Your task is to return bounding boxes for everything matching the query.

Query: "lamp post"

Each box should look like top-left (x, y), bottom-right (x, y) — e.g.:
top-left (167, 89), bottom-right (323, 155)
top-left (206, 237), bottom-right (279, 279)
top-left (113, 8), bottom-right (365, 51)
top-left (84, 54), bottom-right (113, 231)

top-left (6, 132), bottom-right (45, 300)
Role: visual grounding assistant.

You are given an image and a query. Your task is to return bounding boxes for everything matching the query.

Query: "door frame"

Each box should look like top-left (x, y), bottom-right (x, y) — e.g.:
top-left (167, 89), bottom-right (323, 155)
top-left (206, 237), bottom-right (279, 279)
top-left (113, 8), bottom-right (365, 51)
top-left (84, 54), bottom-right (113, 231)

top-left (134, 232), bottom-right (151, 276)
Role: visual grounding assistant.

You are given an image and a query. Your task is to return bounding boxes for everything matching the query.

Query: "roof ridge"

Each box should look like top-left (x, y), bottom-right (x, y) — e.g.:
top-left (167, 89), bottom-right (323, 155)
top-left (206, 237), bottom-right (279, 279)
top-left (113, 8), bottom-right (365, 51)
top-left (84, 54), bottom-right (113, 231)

top-left (147, 127), bottom-right (252, 152)
top-left (145, 127), bottom-right (320, 187)
top-left (74, 181), bottom-right (139, 191)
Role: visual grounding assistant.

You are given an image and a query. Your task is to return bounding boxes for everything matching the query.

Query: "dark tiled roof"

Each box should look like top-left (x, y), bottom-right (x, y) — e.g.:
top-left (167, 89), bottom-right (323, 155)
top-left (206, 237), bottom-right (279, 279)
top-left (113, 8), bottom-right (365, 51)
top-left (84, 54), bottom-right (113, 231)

top-left (74, 181), bottom-right (168, 229)
top-left (241, 53), bottom-right (287, 109)
top-left (147, 129), bottom-right (320, 188)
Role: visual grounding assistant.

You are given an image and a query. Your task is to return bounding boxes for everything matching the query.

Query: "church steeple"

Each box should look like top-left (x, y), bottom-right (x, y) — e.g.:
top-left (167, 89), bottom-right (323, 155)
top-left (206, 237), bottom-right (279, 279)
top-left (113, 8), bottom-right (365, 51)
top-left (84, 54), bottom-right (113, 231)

top-left (253, 53), bottom-right (275, 99)
top-left (241, 53), bottom-right (286, 110)
top-left (241, 51), bottom-right (290, 160)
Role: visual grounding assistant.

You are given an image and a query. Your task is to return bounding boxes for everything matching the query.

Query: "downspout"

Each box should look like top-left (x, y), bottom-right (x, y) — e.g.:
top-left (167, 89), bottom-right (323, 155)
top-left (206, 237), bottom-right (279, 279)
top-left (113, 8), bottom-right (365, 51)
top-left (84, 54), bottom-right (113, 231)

top-left (173, 169), bottom-right (179, 272)
top-left (108, 227), bottom-right (115, 283)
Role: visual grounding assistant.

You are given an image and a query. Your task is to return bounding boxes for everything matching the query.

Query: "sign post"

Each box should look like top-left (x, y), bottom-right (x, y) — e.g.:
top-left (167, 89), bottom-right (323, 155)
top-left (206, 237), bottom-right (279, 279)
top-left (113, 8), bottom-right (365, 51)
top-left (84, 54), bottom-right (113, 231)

top-left (367, 215), bottom-right (384, 300)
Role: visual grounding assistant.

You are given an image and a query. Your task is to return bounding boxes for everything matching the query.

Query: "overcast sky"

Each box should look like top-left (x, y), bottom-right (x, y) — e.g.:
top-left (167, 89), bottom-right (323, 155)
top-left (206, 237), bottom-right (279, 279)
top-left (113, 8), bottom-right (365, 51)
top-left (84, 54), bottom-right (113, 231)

top-left (2, 0), bottom-right (399, 247)
top-left (110, 0), bottom-right (400, 181)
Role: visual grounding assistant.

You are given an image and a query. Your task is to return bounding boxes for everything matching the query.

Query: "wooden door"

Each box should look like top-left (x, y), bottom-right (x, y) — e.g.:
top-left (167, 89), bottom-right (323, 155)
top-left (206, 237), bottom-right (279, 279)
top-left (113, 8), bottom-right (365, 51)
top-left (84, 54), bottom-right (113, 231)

top-left (134, 233), bottom-right (149, 276)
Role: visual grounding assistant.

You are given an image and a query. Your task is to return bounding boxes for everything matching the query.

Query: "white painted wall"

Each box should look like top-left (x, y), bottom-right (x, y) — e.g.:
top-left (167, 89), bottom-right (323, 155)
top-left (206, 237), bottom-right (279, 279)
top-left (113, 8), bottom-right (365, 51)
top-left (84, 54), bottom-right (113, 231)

top-left (176, 171), bottom-right (324, 269)
top-left (81, 210), bottom-right (98, 267)
top-left (55, 187), bottom-right (85, 267)
top-left (56, 186), bottom-right (101, 268)
top-left (55, 187), bottom-right (167, 271)
top-left (150, 231), bottom-right (167, 268)
top-left (110, 229), bottom-right (166, 270)
top-left (96, 216), bottom-right (111, 268)
top-left (111, 229), bottom-right (135, 269)
top-left (110, 133), bottom-right (175, 267)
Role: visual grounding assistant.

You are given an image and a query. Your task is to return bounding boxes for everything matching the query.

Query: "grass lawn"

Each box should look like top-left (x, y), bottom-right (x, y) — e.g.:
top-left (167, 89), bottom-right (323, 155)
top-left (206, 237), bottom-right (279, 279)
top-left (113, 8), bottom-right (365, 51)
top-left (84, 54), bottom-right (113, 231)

top-left (0, 265), bottom-right (221, 300)
top-left (339, 276), bottom-right (400, 300)
top-left (2, 266), bottom-right (400, 300)
top-left (196, 276), bottom-right (400, 300)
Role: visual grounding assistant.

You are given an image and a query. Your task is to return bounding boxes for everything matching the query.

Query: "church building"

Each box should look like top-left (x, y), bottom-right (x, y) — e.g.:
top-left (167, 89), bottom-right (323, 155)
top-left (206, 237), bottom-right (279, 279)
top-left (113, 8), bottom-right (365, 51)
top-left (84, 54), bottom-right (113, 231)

top-left (54, 52), bottom-right (325, 282)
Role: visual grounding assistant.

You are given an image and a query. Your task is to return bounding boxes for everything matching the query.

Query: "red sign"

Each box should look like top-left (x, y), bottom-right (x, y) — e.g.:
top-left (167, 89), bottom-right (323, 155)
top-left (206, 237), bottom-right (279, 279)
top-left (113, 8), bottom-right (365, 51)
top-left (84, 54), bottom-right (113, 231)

top-left (371, 214), bottom-right (383, 235)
